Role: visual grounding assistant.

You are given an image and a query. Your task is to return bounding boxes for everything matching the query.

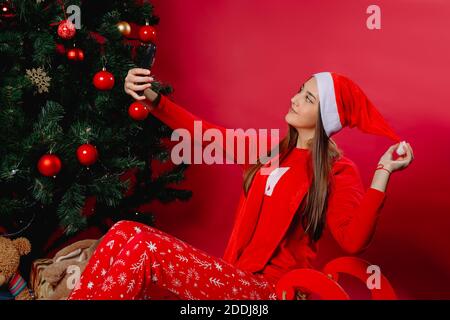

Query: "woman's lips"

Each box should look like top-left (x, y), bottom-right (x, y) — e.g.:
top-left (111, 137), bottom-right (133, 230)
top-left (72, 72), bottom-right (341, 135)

top-left (289, 106), bottom-right (297, 114)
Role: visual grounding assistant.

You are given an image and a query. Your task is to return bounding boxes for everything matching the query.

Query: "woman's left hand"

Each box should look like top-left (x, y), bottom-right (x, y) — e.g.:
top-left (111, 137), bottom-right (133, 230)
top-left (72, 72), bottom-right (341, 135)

top-left (378, 142), bottom-right (414, 173)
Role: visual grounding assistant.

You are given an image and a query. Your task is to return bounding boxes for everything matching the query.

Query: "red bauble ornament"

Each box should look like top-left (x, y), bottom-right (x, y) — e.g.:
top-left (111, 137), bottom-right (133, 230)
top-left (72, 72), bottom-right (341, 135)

top-left (93, 68), bottom-right (115, 90)
top-left (55, 43), bottom-right (66, 55)
top-left (128, 101), bottom-right (149, 121)
top-left (57, 20), bottom-right (76, 40)
top-left (76, 48), bottom-right (84, 61)
top-left (77, 144), bottom-right (98, 166)
top-left (1, 3), bottom-right (10, 13)
top-left (138, 25), bottom-right (156, 43)
top-left (66, 48), bottom-right (77, 60)
top-left (37, 154), bottom-right (62, 177)
top-left (67, 48), bottom-right (84, 61)
top-left (1, 2), bottom-right (15, 19)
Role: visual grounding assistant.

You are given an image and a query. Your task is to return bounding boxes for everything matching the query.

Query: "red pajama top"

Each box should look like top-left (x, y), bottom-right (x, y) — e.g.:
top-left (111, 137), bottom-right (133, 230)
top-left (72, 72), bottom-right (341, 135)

top-left (148, 94), bottom-right (387, 284)
top-left (235, 147), bottom-right (317, 282)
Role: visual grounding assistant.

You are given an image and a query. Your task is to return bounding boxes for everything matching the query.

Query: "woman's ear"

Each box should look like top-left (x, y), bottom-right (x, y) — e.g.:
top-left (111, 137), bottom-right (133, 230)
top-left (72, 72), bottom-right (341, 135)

top-left (12, 237), bottom-right (31, 256)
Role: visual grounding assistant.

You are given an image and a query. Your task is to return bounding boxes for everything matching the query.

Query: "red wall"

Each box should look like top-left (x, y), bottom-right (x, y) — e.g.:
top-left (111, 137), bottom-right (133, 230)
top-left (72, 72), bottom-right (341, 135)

top-left (143, 0), bottom-right (450, 299)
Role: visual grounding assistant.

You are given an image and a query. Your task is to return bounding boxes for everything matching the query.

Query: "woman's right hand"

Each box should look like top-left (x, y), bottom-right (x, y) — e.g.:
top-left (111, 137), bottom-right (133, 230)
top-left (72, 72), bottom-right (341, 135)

top-left (378, 141), bottom-right (414, 173)
top-left (124, 68), bottom-right (154, 101)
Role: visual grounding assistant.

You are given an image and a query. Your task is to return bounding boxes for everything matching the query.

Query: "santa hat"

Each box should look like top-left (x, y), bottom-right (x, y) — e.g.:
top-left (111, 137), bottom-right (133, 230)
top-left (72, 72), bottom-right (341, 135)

top-left (312, 71), bottom-right (406, 155)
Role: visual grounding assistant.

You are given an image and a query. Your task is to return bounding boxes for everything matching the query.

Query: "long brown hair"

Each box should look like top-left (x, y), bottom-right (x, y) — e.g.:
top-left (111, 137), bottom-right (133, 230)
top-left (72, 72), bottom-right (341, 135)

top-left (242, 103), bottom-right (342, 242)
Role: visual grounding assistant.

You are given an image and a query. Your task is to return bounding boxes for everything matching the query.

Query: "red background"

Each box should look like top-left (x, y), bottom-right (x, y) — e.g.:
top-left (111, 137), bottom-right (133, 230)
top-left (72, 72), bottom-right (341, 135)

top-left (141, 0), bottom-right (450, 299)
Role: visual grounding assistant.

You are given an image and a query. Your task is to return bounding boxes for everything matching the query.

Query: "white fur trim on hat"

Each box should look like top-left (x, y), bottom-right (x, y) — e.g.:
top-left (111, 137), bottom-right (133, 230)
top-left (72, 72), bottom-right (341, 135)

top-left (313, 72), bottom-right (342, 137)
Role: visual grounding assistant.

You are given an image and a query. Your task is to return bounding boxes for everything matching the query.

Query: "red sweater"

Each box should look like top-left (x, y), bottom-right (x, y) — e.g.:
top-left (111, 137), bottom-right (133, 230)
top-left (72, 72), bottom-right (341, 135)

top-left (148, 94), bottom-right (387, 283)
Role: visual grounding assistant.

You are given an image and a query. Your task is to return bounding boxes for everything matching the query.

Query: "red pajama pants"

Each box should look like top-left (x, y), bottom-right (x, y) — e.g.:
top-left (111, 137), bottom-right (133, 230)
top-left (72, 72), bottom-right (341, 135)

top-left (68, 220), bottom-right (278, 300)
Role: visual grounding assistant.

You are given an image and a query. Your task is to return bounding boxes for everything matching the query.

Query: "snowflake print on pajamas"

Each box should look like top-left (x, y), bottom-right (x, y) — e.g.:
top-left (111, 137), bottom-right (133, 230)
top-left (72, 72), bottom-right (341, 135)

top-left (68, 220), bottom-right (279, 300)
top-left (106, 240), bottom-right (114, 250)
top-left (269, 293), bottom-right (278, 300)
top-left (173, 243), bottom-right (184, 252)
top-left (113, 259), bottom-right (126, 267)
top-left (102, 276), bottom-right (115, 292)
top-left (166, 262), bottom-right (175, 276)
top-left (214, 261), bottom-right (223, 272)
top-left (249, 290), bottom-right (261, 300)
top-left (127, 280), bottom-right (135, 294)
top-left (130, 252), bottom-right (148, 273)
top-left (172, 278), bottom-right (182, 287)
top-left (146, 241), bottom-right (157, 253)
top-left (118, 273), bottom-right (127, 286)
top-left (116, 230), bottom-right (129, 240)
top-left (209, 277), bottom-right (225, 288)
top-left (175, 254), bottom-right (189, 263)
top-left (185, 267), bottom-right (200, 284)
top-left (134, 226), bottom-right (141, 234)
top-left (237, 269), bottom-right (246, 277)
top-left (168, 287), bottom-right (180, 296)
top-left (190, 253), bottom-right (212, 270)
top-left (239, 279), bottom-right (251, 286)
top-left (91, 260), bottom-right (99, 274)
top-left (184, 289), bottom-right (198, 300)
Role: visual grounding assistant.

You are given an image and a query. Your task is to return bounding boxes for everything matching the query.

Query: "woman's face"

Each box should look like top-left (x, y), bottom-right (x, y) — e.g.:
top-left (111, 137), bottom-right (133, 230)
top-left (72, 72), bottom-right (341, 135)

top-left (285, 76), bottom-right (319, 129)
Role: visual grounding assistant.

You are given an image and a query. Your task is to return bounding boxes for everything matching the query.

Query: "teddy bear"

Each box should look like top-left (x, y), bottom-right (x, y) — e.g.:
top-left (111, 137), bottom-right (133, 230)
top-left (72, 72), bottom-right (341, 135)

top-left (0, 236), bottom-right (34, 300)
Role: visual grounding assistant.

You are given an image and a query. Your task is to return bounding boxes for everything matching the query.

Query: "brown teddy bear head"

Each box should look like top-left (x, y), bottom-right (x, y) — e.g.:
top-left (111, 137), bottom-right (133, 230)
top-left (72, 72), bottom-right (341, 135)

top-left (0, 237), bottom-right (31, 286)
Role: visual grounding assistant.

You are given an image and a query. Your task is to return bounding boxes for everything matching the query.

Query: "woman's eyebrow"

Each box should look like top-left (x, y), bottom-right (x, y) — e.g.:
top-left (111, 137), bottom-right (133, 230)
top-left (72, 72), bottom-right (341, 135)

top-left (307, 91), bottom-right (317, 101)
top-left (299, 84), bottom-right (317, 101)
top-left (297, 84), bottom-right (317, 100)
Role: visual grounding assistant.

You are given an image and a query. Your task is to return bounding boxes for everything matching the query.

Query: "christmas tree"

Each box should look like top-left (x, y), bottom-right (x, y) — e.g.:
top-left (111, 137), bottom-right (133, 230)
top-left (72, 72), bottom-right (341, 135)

top-left (0, 0), bottom-right (191, 256)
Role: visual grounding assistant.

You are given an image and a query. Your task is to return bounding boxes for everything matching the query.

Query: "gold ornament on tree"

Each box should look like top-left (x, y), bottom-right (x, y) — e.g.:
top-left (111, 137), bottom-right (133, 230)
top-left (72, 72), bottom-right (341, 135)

top-left (116, 21), bottom-right (131, 36)
top-left (26, 67), bottom-right (51, 93)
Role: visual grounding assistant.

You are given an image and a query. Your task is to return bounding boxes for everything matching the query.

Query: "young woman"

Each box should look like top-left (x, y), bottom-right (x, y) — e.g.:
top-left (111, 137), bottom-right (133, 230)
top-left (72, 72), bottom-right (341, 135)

top-left (68, 70), bottom-right (414, 300)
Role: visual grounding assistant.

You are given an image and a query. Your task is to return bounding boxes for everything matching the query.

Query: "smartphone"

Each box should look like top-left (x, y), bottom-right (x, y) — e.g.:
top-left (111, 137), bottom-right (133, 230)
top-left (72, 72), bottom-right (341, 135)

top-left (140, 42), bottom-right (157, 70)
top-left (138, 43), bottom-right (157, 96)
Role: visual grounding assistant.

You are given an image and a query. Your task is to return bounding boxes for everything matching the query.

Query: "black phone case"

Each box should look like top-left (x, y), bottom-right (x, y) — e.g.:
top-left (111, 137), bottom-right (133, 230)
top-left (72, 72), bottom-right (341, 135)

top-left (139, 43), bottom-right (157, 70)
top-left (137, 43), bottom-right (157, 97)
